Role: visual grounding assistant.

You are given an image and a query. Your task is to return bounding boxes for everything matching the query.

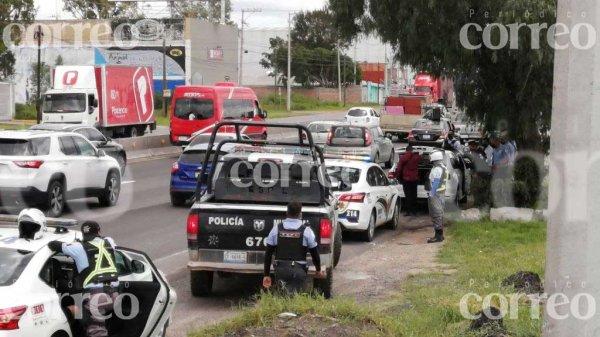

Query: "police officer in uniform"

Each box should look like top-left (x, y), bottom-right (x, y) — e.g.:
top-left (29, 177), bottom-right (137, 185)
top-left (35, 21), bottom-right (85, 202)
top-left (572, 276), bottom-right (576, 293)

top-left (48, 221), bottom-right (119, 337)
top-left (263, 201), bottom-right (325, 293)
top-left (426, 151), bottom-right (449, 243)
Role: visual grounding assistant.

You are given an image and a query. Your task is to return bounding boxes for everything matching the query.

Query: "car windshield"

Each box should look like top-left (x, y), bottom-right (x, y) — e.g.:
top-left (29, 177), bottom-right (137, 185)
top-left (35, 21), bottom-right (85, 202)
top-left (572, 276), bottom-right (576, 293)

top-left (180, 150), bottom-right (227, 165)
top-left (414, 120), bottom-right (441, 130)
top-left (332, 127), bottom-right (364, 139)
top-left (174, 98), bottom-right (215, 120)
top-left (326, 166), bottom-right (361, 189)
top-left (0, 138), bottom-right (51, 156)
top-left (309, 124), bottom-right (334, 133)
top-left (43, 93), bottom-right (86, 113)
top-left (347, 109), bottom-right (367, 117)
top-left (0, 248), bottom-right (34, 286)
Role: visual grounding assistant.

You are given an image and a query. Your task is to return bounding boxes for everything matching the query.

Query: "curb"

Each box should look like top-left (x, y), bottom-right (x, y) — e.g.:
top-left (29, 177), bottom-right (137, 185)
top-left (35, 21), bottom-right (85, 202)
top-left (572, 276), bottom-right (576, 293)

top-left (128, 146), bottom-right (182, 162)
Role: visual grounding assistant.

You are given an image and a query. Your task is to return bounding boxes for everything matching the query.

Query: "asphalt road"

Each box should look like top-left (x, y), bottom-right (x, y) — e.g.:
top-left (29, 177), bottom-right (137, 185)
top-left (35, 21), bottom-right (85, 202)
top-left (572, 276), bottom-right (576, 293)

top-left (11, 110), bottom-right (422, 336)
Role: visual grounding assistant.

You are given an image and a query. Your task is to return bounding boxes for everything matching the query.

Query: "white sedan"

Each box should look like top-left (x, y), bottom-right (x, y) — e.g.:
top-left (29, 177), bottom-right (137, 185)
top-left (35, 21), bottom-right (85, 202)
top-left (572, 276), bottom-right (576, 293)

top-left (0, 216), bottom-right (176, 337)
top-left (344, 107), bottom-right (381, 127)
top-left (326, 160), bottom-right (401, 242)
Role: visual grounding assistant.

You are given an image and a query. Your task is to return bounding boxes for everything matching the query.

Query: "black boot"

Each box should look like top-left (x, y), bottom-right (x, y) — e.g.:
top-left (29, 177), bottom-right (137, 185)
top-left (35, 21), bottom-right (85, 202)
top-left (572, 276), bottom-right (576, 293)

top-left (427, 229), bottom-right (444, 243)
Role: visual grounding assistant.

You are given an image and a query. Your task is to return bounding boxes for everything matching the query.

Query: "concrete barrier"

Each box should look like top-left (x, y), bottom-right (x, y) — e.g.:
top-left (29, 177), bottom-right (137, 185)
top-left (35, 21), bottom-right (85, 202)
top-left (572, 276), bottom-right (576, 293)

top-left (114, 134), bottom-right (173, 152)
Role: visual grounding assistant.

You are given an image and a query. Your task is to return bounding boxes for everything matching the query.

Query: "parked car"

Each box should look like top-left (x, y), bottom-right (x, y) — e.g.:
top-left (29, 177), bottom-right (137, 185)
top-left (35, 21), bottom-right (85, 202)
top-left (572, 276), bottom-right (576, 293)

top-left (186, 132), bottom-right (251, 149)
top-left (324, 125), bottom-right (395, 168)
top-left (30, 123), bottom-right (127, 173)
top-left (453, 111), bottom-right (483, 142)
top-left (344, 107), bottom-right (381, 127)
top-left (390, 146), bottom-right (471, 209)
top-left (0, 215), bottom-right (176, 337)
top-left (170, 142), bottom-right (237, 206)
top-left (0, 130), bottom-right (121, 217)
top-left (326, 160), bottom-right (401, 242)
top-left (307, 121), bottom-right (341, 144)
top-left (408, 117), bottom-right (454, 147)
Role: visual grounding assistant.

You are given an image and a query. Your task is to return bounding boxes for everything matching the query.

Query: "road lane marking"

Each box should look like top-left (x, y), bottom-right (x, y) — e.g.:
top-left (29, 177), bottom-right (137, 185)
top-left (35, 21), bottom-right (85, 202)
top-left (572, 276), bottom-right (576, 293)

top-left (155, 249), bottom-right (188, 264)
top-left (122, 180), bottom-right (136, 185)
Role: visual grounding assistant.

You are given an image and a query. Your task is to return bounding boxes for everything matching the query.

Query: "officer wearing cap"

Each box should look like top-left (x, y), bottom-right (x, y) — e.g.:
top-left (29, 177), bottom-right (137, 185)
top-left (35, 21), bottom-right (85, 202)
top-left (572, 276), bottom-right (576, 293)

top-left (425, 151), bottom-right (449, 243)
top-left (48, 221), bottom-right (119, 337)
top-left (263, 201), bottom-right (325, 293)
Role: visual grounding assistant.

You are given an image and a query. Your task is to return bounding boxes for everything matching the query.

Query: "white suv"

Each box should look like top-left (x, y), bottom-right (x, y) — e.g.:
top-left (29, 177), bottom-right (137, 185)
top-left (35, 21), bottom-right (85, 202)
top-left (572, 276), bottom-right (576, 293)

top-left (0, 130), bottom-right (121, 217)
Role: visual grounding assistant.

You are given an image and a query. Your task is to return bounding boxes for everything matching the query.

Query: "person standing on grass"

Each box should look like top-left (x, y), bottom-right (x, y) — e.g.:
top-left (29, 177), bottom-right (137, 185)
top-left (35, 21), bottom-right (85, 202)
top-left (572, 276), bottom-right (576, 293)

top-left (425, 150), bottom-right (448, 243)
top-left (394, 145), bottom-right (423, 216)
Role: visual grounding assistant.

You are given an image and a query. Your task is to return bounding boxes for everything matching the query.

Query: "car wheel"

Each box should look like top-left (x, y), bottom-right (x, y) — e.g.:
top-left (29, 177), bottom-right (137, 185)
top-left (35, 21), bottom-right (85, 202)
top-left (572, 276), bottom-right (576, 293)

top-left (46, 180), bottom-right (65, 217)
top-left (99, 171), bottom-right (121, 207)
top-left (385, 150), bottom-right (395, 169)
top-left (136, 126), bottom-right (146, 137)
top-left (190, 270), bottom-right (213, 297)
top-left (170, 192), bottom-right (188, 207)
top-left (51, 331), bottom-right (70, 337)
top-left (387, 201), bottom-right (400, 230)
top-left (116, 154), bottom-right (126, 175)
top-left (362, 212), bottom-right (376, 242)
top-left (313, 267), bottom-right (333, 299)
top-left (333, 224), bottom-right (342, 267)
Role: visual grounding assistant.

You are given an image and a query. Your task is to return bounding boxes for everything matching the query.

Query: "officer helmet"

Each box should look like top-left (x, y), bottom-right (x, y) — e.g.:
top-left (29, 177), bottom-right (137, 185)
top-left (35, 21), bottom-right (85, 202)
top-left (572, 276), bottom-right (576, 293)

top-left (430, 151), bottom-right (444, 163)
top-left (18, 208), bottom-right (47, 240)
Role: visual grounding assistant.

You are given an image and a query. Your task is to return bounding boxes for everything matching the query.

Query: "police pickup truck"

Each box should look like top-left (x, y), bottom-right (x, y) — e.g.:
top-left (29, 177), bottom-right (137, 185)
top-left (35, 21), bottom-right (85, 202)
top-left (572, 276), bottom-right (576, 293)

top-left (186, 122), bottom-right (342, 298)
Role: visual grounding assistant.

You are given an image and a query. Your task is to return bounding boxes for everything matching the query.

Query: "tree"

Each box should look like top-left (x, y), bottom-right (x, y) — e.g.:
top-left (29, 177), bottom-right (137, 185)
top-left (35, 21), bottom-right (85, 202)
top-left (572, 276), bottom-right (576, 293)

top-left (0, 0), bottom-right (35, 81)
top-left (63, 0), bottom-right (138, 19)
top-left (172, 0), bottom-right (232, 23)
top-left (260, 9), bottom-right (361, 88)
top-left (28, 55), bottom-right (64, 104)
top-left (329, 0), bottom-right (554, 152)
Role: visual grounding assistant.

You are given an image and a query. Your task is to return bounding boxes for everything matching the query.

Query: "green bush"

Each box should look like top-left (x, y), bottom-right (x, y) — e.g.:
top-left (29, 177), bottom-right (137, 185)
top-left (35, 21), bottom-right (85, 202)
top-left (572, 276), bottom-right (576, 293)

top-left (512, 156), bottom-right (541, 208)
top-left (471, 176), bottom-right (491, 208)
top-left (15, 104), bottom-right (37, 120)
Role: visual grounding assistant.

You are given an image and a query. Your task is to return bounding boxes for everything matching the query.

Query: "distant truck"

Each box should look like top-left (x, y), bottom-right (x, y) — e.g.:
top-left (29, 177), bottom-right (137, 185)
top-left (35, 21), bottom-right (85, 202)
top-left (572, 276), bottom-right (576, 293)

top-left (42, 65), bottom-right (156, 138)
top-left (413, 73), bottom-right (442, 103)
top-left (381, 94), bottom-right (431, 141)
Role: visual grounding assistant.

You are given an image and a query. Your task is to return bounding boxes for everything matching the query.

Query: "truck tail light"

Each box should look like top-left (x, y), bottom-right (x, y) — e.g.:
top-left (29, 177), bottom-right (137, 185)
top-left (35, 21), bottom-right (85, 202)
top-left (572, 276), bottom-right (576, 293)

top-left (0, 306), bottom-right (27, 330)
top-left (171, 162), bottom-right (179, 174)
top-left (320, 219), bottom-right (332, 245)
top-left (13, 161), bottom-right (44, 169)
top-left (187, 213), bottom-right (199, 241)
top-left (339, 193), bottom-right (366, 203)
top-left (326, 129), bottom-right (333, 145)
top-left (364, 129), bottom-right (372, 146)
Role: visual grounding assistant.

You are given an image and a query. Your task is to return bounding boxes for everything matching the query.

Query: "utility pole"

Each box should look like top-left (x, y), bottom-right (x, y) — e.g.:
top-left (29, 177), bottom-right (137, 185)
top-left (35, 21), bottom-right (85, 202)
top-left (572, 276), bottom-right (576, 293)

top-left (353, 43), bottom-right (357, 85)
top-left (34, 25), bottom-right (43, 124)
top-left (220, 0), bottom-right (226, 24)
top-left (287, 12), bottom-right (292, 112)
top-left (337, 42), bottom-right (342, 105)
top-left (239, 8), bottom-right (261, 86)
top-left (343, 55), bottom-right (346, 106)
top-left (162, 38), bottom-right (167, 117)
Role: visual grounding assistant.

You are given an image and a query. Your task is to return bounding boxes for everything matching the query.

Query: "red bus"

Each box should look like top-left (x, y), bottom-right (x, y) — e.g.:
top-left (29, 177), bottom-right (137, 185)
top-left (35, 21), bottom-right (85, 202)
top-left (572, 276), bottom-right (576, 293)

top-left (169, 83), bottom-right (268, 145)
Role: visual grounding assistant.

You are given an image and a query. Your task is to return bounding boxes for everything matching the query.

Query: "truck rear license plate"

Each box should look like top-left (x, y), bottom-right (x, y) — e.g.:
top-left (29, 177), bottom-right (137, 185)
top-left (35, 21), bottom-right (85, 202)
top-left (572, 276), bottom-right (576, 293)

top-left (422, 135), bottom-right (431, 140)
top-left (224, 251), bottom-right (247, 263)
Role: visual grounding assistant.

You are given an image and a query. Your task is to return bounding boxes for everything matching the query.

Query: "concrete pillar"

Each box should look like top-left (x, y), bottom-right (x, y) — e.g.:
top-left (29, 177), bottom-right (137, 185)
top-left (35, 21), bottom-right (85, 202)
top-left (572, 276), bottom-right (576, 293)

top-left (545, 0), bottom-right (600, 336)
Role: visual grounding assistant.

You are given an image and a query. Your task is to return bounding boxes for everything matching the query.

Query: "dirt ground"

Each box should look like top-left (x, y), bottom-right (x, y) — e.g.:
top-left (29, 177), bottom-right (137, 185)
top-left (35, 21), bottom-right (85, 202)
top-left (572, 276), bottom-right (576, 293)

top-left (219, 215), bottom-right (453, 337)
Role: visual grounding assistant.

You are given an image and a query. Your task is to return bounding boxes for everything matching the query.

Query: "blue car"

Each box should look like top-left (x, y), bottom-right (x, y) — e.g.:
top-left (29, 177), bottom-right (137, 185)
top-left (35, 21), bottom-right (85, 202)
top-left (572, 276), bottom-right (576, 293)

top-left (170, 142), bottom-right (235, 206)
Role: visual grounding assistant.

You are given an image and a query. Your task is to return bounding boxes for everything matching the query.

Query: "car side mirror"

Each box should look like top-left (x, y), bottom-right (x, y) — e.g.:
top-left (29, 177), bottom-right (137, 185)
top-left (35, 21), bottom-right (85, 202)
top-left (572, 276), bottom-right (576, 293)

top-left (261, 110), bottom-right (268, 119)
top-left (132, 260), bottom-right (145, 274)
top-left (96, 150), bottom-right (106, 157)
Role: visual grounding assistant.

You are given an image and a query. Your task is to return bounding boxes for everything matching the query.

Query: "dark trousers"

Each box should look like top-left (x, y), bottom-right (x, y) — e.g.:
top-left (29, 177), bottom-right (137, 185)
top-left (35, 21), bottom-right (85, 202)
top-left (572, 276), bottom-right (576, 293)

top-left (274, 261), bottom-right (308, 294)
top-left (402, 180), bottom-right (419, 215)
top-left (82, 288), bottom-right (118, 337)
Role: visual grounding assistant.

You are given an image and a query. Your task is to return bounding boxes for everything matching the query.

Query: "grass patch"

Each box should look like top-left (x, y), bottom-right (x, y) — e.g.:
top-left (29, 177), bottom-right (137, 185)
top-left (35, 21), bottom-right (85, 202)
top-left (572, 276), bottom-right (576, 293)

top-left (189, 220), bottom-right (546, 337)
top-left (15, 103), bottom-right (38, 120)
top-left (261, 93), bottom-right (380, 114)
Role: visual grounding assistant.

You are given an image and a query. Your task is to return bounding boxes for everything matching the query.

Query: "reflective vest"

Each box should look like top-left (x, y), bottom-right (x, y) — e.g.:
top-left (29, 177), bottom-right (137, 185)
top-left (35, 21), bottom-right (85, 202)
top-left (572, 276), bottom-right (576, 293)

top-left (275, 224), bottom-right (307, 262)
top-left (426, 164), bottom-right (448, 193)
top-left (80, 239), bottom-right (118, 289)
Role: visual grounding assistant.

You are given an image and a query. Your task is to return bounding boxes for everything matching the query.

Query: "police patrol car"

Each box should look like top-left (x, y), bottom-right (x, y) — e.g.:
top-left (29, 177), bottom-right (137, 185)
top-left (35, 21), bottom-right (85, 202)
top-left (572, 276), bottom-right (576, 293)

top-left (0, 211), bottom-right (176, 337)
top-left (326, 160), bottom-right (402, 242)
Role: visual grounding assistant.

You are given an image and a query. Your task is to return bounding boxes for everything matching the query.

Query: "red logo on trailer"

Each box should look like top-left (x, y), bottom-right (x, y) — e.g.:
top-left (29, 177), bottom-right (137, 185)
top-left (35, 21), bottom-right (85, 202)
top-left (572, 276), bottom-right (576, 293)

top-left (63, 71), bottom-right (79, 86)
top-left (132, 67), bottom-right (154, 123)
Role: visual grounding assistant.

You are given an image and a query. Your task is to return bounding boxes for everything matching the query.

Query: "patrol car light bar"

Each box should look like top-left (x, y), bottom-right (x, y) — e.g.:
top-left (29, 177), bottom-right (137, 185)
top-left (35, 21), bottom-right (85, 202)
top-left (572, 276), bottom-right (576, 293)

top-left (0, 215), bottom-right (78, 229)
top-left (323, 154), bottom-right (372, 162)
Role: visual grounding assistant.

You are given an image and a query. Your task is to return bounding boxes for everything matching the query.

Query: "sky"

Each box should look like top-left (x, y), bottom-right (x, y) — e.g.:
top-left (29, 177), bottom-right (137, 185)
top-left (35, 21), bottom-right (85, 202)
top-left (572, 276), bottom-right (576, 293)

top-left (35, 0), bottom-right (327, 28)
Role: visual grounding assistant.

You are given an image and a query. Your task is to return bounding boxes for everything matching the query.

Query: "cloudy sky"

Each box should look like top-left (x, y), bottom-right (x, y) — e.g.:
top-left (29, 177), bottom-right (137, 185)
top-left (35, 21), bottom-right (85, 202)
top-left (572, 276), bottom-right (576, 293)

top-left (35, 0), bottom-right (327, 28)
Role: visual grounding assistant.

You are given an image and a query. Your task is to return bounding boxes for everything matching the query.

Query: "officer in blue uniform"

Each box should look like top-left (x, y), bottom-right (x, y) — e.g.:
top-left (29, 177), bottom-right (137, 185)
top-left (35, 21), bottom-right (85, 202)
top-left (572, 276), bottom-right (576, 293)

top-left (48, 221), bottom-right (119, 337)
top-left (426, 151), bottom-right (449, 243)
top-left (263, 201), bottom-right (324, 293)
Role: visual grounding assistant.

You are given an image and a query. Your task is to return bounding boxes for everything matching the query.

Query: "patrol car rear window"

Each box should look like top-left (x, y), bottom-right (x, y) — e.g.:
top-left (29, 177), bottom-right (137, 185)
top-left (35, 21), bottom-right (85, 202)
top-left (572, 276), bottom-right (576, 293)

top-left (0, 248), bottom-right (34, 286)
top-left (179, 150), bottom-right (227, 165)
top-left (0, 138), bottom-right (51, 156)
top-left (326, 166), bottom-right (361, 189)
